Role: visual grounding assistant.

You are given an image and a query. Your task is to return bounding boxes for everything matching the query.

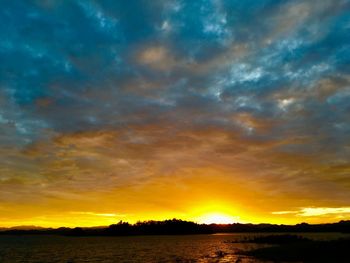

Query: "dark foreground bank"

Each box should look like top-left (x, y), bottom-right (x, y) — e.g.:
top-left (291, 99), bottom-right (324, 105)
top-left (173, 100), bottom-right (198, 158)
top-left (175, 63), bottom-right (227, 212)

top-left (236, 234), bottom-right (350, 262)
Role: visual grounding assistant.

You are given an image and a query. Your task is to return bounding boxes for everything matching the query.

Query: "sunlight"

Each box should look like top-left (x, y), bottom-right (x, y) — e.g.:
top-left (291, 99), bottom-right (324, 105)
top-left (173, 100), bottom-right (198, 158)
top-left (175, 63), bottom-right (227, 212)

top-left (197, 213), bottom-right (238, 224)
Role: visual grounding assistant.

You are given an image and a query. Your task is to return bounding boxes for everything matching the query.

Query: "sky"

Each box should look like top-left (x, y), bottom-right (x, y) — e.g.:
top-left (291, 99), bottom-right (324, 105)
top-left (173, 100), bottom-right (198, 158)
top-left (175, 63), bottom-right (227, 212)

top-left (0, 0), bottom-right (350, 227)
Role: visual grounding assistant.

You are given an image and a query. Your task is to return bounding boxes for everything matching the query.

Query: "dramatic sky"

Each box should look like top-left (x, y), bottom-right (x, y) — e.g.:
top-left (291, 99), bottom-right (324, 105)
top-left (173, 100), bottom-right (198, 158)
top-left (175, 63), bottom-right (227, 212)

top-left (1, 0), bottom-right (350, 227)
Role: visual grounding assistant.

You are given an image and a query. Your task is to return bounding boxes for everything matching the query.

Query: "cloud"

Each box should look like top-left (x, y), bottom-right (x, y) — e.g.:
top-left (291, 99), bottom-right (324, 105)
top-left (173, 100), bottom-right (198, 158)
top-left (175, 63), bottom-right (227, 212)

top-left (69, 212), bottom-right (124, 217)
top-left (0, 0), bottom-right (350, 225)
top-left (136, 46), bottom-right (176, 71)
top-left (273, 207), bottom-right (350, 217)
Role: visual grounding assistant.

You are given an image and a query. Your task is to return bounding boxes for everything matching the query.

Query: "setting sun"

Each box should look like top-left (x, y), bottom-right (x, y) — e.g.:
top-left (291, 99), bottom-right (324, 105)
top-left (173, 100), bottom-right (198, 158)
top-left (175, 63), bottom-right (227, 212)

top-left (197, 213), bottom-right (239, 224)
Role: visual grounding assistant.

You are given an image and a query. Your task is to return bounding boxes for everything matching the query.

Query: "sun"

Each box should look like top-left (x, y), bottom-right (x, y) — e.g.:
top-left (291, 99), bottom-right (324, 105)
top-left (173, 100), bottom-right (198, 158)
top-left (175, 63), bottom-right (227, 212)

top-left (197, 213), bottom-right (238, 224)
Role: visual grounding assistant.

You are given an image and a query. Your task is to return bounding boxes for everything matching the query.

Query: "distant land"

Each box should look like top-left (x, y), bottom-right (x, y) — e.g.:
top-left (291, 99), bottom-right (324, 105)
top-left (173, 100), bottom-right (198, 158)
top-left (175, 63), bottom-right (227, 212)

top-left (1, 219), bottom-right (350, 236)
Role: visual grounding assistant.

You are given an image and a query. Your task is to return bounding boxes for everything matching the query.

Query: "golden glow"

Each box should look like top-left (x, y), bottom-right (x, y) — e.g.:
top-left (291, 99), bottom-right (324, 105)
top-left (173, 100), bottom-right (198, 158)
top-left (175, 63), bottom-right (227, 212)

top-left (197, 213), bottom-right (239, 224)
top-left (272, 207), bottom-right (350, 217)
top-left (0, 165), bottom-right (347, 227)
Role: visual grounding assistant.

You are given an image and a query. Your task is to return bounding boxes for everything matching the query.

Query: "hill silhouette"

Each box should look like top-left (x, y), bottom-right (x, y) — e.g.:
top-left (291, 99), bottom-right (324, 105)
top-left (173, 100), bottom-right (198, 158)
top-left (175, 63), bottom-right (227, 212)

top-left (1, 219), bottom-right (350, 236)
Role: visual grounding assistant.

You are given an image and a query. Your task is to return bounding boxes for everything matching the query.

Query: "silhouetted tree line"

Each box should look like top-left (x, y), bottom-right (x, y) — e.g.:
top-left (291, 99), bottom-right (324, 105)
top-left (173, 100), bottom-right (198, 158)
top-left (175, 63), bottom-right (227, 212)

top-left (1, 219), bottom-right (350, 236)
top-left (105, 219), bottom-right (209, 236)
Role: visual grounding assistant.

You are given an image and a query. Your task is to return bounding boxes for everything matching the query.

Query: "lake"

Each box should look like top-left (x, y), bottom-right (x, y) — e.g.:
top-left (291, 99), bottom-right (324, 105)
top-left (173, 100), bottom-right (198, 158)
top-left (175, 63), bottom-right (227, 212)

top-left (0, 233), bottom-right (348, 262)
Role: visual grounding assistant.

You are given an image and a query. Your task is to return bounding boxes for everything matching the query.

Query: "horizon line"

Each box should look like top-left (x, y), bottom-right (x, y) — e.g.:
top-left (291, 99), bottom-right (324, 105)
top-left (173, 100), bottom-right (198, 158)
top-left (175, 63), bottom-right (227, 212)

top-left (1, 218), bottom-right (349, 230)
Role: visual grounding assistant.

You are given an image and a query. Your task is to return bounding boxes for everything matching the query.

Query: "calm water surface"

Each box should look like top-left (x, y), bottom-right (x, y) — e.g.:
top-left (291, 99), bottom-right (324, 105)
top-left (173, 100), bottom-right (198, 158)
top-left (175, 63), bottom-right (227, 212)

top-left (0, 233), bottom-right (348, 263)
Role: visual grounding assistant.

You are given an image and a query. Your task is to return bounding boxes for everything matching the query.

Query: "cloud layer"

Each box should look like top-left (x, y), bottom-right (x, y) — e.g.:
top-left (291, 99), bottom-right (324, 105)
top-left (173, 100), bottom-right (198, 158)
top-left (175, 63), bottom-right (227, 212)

top-left (0, 0), bottom-right (350, 225)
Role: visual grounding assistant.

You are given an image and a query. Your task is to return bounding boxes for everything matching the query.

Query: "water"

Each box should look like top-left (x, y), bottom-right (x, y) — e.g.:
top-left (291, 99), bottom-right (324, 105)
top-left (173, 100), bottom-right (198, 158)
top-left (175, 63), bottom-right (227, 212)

top-left (0, 233), bottom-right (348, 262)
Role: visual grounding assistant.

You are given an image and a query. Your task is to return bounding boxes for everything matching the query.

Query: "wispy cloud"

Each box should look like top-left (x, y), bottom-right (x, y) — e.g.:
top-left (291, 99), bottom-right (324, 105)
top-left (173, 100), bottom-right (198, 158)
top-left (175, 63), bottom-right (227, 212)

top-left (70, 212), bottom-right (126, 218)
top-left (273, 207), bottom-right (350, 217)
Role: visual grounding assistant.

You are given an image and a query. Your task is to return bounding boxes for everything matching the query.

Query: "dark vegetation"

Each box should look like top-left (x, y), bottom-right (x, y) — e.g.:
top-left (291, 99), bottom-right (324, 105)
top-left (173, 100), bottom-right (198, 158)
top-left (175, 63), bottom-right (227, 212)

top-left (238, 234), bottom-right (350, 262)
top-left (0, 219), bottom-right (350, 236)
